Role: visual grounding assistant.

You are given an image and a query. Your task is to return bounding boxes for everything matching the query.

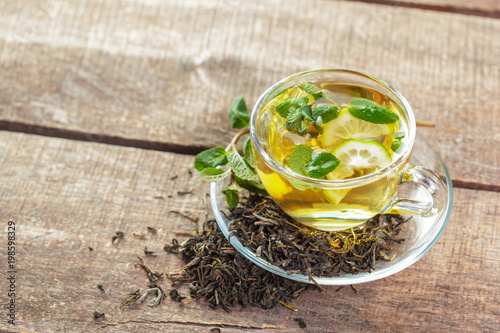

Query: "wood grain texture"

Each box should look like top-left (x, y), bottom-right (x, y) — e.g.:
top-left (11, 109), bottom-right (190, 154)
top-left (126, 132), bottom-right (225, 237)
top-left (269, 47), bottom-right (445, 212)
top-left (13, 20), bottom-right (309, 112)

top-left (349, 0), bottom-right (500, 18)
top-left (0, 132), bottom-right (498, 332)
top-left (0, 0), bottom-right (499, 189)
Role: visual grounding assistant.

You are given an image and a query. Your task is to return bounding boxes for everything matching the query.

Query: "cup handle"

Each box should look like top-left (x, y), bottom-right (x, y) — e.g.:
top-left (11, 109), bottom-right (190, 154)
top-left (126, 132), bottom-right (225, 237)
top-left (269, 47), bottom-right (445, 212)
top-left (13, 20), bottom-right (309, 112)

top-left (384, 164), bottom-right (446, 217)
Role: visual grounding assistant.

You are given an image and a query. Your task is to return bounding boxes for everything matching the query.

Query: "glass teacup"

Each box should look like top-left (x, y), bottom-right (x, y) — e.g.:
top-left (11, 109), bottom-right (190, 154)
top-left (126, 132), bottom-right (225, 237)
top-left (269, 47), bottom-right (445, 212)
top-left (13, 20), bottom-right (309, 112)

top-left (250, 69), bottom-right (446, 231)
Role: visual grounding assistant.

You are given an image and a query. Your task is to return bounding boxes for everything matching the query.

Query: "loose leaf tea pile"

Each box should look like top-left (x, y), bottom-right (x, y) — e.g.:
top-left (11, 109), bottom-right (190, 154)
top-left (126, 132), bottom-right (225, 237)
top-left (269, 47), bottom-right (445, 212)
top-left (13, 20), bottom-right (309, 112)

top-left (163, 193), bottom-right (408, 312)
top-left (229, 194), bottom-right (407, 278)
top-left (166, 217), bottom-right (313, 312)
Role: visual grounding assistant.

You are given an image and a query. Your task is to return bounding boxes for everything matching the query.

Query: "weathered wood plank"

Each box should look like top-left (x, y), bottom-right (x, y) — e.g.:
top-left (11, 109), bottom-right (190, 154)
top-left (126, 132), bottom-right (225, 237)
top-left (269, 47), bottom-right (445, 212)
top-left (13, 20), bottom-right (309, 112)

top-left (0, 0), bottom-right (499, 189)
top-left (0, 131), bottom-right (498, 332)
top-left (351, 0), bottom-right (500, 18)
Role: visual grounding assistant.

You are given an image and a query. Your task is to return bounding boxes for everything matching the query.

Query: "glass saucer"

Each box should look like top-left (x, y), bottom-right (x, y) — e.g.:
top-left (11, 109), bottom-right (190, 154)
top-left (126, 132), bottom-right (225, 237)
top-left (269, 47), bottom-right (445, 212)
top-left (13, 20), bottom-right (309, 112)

top-left (210, 138), bottom-right (453, 285)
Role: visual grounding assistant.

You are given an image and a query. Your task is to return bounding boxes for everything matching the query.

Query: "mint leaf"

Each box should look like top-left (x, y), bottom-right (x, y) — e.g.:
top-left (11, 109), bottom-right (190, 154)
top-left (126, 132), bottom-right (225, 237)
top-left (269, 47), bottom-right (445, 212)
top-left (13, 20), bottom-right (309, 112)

top-left (275, 97), bottom-right (308, 118)
top-left (300, 105), bottom-right (314, 122)
top-left (391, 141), bottom-right (402, 152)
top-left (298, 83), bottom-right (325, 100)
top-left (234, 176), bottom-right (268, 196)
top-left (392, 132), bottom-right (406, 140)
top-left (229, 96), bottom-right (250, 129)
top-left (227, 148), bottom-right (258, 181)
top-left (199, 167), bottom-right (232, 182)
top-left (297, 120), bottom-right (308, 136)
top-left (298, 83), bottom-right (318, 95)
top-left (242, 136), bottom-right (255, 168)
top-left (194, 147), bottom-right (228, 171)
top-left (303, 152), bottom-right (339, 178)
top-left (311, 104), bottom-right (339, 124)
top-left (288, 144), bottom-right (313, 176)
top-left (351, 98), bottom-right (380, 107)
top-left (275, 99), bottom-right (292, 117)
top-left (222, 185), bottom-right (239, 208)
top-left (348, 104), bottom-right (399, 124)
top-left (285, 106), bottom-right (303, 131)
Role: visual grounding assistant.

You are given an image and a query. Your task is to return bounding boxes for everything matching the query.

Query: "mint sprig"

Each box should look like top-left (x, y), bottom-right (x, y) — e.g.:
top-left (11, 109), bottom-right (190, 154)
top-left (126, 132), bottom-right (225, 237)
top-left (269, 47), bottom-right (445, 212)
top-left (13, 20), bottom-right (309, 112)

top-left (227, 147), bottom-right (259, 181)
top-left (275, 97), bottom-right (309, 118)
top-left (194, 97), bottom-right (268, 208)
top-left (303, 152), bottom-right (340, 178)
top-left (298, 83), bottom-right (327, 100)
top-left (194, 147), bottom-right (228, 171)
top-left (348, 98), bottom-right (399, 124)
top-left (288, 145), bottom-right (339, 179)
top-left (229, 96), bottom-right (250, 129)
top-left (275, 82), bottom-right (339, 136)
top-left (311, 104), bottom-right (339, 124)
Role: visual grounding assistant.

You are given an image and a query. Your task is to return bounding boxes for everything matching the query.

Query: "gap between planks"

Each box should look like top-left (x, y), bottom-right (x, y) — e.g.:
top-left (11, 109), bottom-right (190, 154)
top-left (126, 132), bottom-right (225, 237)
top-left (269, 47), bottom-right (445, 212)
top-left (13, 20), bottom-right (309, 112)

top-left (1, 121), bottom-right (498, 192)
top-left (336, 0), bottom-right (500, 19)
top-left (0, 120), bottom-right (206, 156)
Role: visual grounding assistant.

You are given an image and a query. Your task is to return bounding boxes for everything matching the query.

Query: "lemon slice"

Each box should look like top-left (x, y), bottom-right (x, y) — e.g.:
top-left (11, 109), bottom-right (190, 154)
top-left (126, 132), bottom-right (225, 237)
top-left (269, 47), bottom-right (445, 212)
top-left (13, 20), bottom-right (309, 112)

top-left (323, 139), bottom-right (392, 205)
top-left (256, 171), bottom-right (291, 200)
top-left (331, 138), bottom-right (392, 175)
top-left (318, 109), bottom-right (393, 149)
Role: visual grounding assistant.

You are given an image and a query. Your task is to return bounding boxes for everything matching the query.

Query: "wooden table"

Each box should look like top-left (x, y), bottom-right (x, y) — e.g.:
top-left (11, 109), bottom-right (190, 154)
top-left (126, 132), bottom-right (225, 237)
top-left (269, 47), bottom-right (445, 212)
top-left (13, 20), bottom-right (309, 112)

top-left (1, 0), bottom-right (499, 332)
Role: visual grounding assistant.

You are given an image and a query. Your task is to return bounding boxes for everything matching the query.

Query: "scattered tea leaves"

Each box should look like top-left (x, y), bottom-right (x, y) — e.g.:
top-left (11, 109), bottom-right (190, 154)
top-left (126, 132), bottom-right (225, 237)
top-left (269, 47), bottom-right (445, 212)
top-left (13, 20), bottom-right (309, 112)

top-left (350, 285), bottom-right (359, 294)
top-left (119, 285), bottom-right (166, 308)
top-left (136, 255), bottom-right (163, 282)
top-left (112, 231), bottom-right (124, 243)
top-left (168, 288), bottom-right (188, 302)
top-left (169, 210), bottom-right (199, 223)
top-left (138, 285), bottom-right (166, 307)
top-left (144, 247), bottom-right (156, 256)
top-left (294, 317), bottom-right (307, 329)
top-left (120, 289), bottom-right (141, 307)
top-left (93, 311), bottom-right (105, 319)
top-left (164, 239), bottom-right (180, 253)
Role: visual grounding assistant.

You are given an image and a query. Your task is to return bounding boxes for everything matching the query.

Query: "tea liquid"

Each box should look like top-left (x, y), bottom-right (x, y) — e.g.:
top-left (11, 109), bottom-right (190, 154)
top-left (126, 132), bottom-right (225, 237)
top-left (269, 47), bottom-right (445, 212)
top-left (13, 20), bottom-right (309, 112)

top-left (255, 82), bottom-right (409, 230)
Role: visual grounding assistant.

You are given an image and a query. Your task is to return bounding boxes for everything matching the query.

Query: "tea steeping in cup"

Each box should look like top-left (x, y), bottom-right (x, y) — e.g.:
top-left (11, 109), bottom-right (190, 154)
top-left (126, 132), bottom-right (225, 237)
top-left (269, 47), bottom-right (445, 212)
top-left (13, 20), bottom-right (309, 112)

top-left (250, 69), bottom-right (445, 231)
